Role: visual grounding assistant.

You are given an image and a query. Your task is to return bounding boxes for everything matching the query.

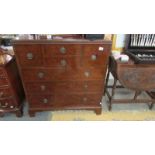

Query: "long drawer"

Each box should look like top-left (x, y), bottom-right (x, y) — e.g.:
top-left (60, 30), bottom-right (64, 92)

top-left (25, 80), bottom-right (104, 94)
top-left (27, 93), bottom-right (102, 107)
top-left (21, 68), bottom-right (106, 82)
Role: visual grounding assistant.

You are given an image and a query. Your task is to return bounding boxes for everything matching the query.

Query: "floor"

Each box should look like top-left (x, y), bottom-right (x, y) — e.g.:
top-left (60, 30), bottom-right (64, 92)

top-left (0, 80), bottom-right (155, 121)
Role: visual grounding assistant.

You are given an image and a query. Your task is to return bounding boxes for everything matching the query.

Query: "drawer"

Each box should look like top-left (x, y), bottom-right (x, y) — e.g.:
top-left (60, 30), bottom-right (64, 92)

top-left (44, 44), bottom-right (81, 56)
top-left (21, 68), bottom-right (106, 82)
top-left (82, 54), bottom-right (109, 68)
top-left (82, 44), bottom-right (110, 56)
top-left (0, 97), bottom-right (17, 109)
top-left (27, 95), bottom-right (55, 106)
top-left (55, 93), bottom-right (102, 106)
top-left (44, 56), bottom-right (81, 69)
top-left (0, 87), bottom-right (12, 98)
top-left (0, 77), bottom-right (9, 86)
top-left (25, 80), bottom-right (104, 94)
top-left (14, 44), bottom-right (43, 67)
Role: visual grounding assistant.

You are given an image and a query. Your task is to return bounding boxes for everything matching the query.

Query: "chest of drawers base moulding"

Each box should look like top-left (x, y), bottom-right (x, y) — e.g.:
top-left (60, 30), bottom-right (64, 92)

top-left (13, 39), bottom-right (112, 117)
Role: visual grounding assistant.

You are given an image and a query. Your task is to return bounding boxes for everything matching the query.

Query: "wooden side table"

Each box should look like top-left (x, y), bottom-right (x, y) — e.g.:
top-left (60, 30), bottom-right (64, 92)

top-left (105, 56), bottom-right (155, 110)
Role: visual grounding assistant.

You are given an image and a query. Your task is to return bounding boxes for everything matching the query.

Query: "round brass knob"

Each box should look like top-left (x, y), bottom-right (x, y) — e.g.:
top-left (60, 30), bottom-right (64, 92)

top-left (38, 72), bottom-right (44, 79)
top-left (60, 59), bottom-right (67, 66)
top-left (91, 54), bottom-right (97, 61)
top-left (84, 84), bottom-right (88, 89)
top-left (27, 52), bottom-right (33, 60)
top-left (40, 85), bottom-right (46, 91)
top-left (43, 98), bottom-right (48, 104)
top-left (83, 97), bottom-right (88, 102)
top-left (0, 92), bottom-right (4, 97)
top-left (84, 71), bottom-right (90, 77)
top-left (10, 105), bottom-right (14, 109)
top-left (60, 47), bottom-right (66, 54)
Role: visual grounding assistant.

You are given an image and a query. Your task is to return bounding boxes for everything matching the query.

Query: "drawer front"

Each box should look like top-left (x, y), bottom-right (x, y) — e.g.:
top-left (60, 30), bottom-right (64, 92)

top-left (0, 98), bottom-right (17, 109)
top-left (44, 44), bottom-right (81, 56)
top-left (44, 56), bottom-right (81, 69)
top-left (0, 77), bottom-right (9, 86)
top-left (21, 68), bottom-right (105, 82)
top-left (55, 93), bottom-right (102, 106)
top-left (14, 45), bottom-right (43, 67)
top-left (27, 95), bottom-right (55, 106)
top-left (0, 87), bottom-right (12, 98)
top-left (25, 80), bottom-right (104, 94)
top-left (0, 68), bottom-right (6, 77)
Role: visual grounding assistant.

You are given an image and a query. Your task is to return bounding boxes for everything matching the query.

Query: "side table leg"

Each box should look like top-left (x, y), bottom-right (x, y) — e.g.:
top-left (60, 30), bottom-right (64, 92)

top-left (109, 78), bottom-right (117, 111)
top-left (104, 70), bottom-right (110, 95)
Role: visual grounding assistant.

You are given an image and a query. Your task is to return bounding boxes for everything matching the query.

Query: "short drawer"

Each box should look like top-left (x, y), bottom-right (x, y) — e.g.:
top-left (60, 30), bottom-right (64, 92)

top-left (27, 95), bottom-right (55, 106)
top-left (44, 56), bottom-right (81, 69)
top-left (44, 44), bottom-right (82, 56)
top-left (0, 87), bottom-right (12, 98)
top-left (14, 44), bottom-right (43, 67)
top-left (0, 97), bottom-right (17, 109)
top-left (82, 44), bottom-right (110, 56)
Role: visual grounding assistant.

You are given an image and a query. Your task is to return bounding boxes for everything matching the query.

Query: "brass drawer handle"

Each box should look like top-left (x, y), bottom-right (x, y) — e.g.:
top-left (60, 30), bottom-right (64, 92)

top-left (27, 52), bottom-right (34, 60)
top-left (0, 92), bottom-right (4, 98)
top-left (10, 105), bottom-right (14, 109)
top-left (43, 98), bottom-right (48, 104)
top-left (83, 97), bottom-right (88, 102)
top-left (38, 72), bottom-right (45, 79)
top-left (60, 47), bottom-right (66, 54)
top-left (60, 59), bottom-right (67, 66)
top-left (84, 84), bottom-right (88, 89)
top-left (84, 71), bottom-right (90, 77)
top-left (40, 85), bottom-right (46, 91)
top-left (91, 54), bottom-right (97, 61)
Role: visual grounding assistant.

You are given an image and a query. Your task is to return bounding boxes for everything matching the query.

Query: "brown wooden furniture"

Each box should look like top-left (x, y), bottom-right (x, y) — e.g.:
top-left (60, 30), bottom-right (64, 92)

top-left (105, 56), bottom-right (155, 110)
top-left (0, 49), bottom-right (24, 117)
top-left (12, 39), bottom-right (112, 117)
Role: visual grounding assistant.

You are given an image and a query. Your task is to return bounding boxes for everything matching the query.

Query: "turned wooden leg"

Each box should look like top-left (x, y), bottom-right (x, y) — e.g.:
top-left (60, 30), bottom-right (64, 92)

top-left (29, 111), bottom-right (36, 117)
top-left (108, 78), bottom-right (117, 111)
top-left (133, 91), bottom-right (141, 100)
top-left (149, 103), bottom-right (154, 110)
top-left (94, 108), bottom-right (102, 115)
top-left (104, 70), bottom-right (110, 95)
top-left (16, 110), bottom-right (23, 117)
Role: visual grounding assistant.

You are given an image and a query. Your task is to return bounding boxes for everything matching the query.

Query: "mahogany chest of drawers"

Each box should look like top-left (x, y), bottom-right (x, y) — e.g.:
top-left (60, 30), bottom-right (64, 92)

top-left (12, 39), bottom-right (112, 117)
top-left (0, 52), bottom-right (24, 117)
